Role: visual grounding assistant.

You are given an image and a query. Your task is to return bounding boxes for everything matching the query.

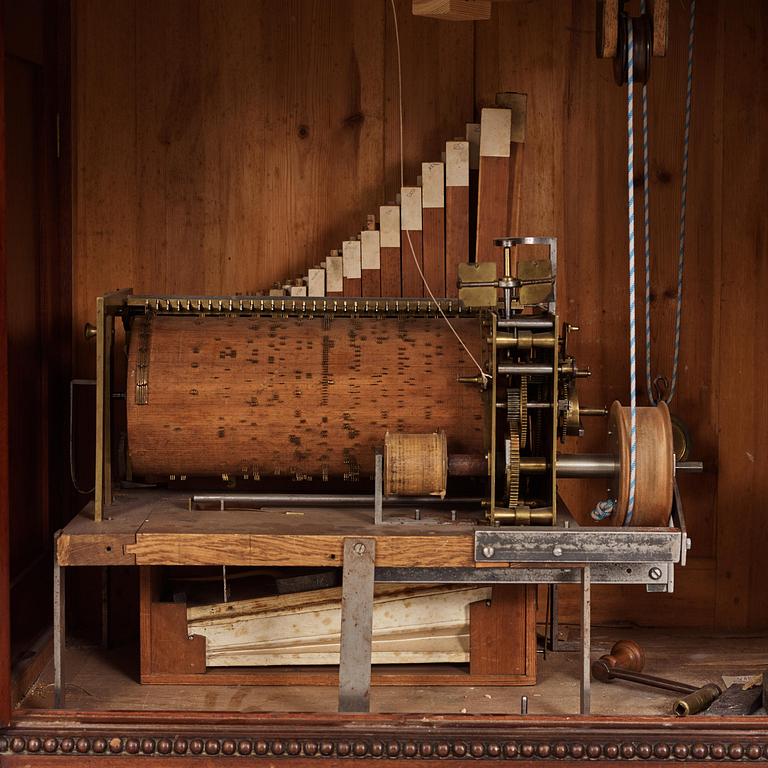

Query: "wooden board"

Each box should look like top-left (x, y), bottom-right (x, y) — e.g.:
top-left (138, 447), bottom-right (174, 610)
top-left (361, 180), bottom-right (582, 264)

top-left (189, 584), bottom-right (491, 666)
top-left (421, 162), bottom-right (446, 296)
top-left (360, 229), bottom-right (381, 296)
top-left (400, 186), bottom-right (423, 297)
top-left (379, 204), bottom-right (401, 296)
top-left (445, 141), bottom-right (469, 296)
top-left (470, 585), bottom-right (536, 682)
top-left (342, 239), bottom-right (362, 296)
top-left (475, 108), bottom-right (511, 269)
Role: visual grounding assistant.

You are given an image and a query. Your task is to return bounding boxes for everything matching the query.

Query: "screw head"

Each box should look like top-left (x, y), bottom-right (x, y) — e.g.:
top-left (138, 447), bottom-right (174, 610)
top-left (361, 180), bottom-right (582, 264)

top-left (686, 537), bottom-right (692, 550)
top-left (553, 546), bottom-right (563, 557)
top-left (482, 545), bottom-right (495, 558)
top-left (649, 566), bottom-right (663, 580)
top-left (353, 542), bottom-right (366, 555)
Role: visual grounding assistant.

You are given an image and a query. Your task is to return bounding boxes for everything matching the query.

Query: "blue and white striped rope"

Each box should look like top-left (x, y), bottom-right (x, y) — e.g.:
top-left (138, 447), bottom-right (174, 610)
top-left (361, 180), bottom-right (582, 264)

top-left (626, 18), bottom-right (637, 526)
top-left (642, 0), bottom-right (696, 406)
top-left (640, 0), bottom-right (654, 406)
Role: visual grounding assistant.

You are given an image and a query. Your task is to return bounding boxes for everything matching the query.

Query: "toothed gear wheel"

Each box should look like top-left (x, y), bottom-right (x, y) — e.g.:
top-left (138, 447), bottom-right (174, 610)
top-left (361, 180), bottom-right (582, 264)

top-left (520, 376), bottom-right (528, 448)
top-left (506, 434), bottom-right (521, 509)
top-left (506, 378), bottom-right (529, 449)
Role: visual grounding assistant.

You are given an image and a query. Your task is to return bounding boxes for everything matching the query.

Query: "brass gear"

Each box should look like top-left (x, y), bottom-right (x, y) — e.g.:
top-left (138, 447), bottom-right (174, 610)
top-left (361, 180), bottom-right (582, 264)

top-left (506, 434), bottom-right (521, 509)
top-left (506, 377), bottom-right (529, 449)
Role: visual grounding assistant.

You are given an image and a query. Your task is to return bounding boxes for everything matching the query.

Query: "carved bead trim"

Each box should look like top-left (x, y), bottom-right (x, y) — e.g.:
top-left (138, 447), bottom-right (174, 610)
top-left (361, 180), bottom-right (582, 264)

top-left (1, 734), bottom-right (767, 759)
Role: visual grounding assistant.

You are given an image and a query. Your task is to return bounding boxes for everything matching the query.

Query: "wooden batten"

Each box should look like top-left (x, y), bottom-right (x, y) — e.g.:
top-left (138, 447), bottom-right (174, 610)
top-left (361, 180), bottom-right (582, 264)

top-left (476, 107), bottom-right (512, 270)
top-left (307, 267), bottom-right (325, 297)
top-left (421, 162), bottom-right (446, 296)
top-left (379, 205), bottom-right (401, 296)
top-left (400, 187), bottom-right (424, 297)
top-left (412, 0), bottom-right (492, 21)
top-left (445, 141), bottom-right (469, 297)
top-left (325, 252), bottom-right (344, 296)
top-left (360, 229), bottom-right (381, 296)
top-left (342, 239), bottom-right (362, 296)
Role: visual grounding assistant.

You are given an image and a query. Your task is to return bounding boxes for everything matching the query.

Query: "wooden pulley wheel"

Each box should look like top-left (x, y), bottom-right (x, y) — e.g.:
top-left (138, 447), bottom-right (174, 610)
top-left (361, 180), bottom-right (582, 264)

top-left (607, 400), bottom-right (674, 526)
top-left (384, 431), bottom-right (447, 498)
top-left (613, 12), bottom-right (652, 86)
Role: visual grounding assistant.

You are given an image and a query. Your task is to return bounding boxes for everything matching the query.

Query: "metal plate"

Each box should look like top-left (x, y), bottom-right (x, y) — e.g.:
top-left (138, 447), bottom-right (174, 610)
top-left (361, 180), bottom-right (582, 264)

top-left (474, 528), bottom-right (682, 564)
top-left (375, 563), bottom-right (671, 586)
top-left (458, 262), bottom-right (498, 308)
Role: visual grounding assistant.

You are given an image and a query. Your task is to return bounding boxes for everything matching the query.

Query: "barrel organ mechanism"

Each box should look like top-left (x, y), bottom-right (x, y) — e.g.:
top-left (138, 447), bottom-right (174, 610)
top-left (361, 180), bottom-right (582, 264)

top-left (88, 106), bottom-right (693, 531)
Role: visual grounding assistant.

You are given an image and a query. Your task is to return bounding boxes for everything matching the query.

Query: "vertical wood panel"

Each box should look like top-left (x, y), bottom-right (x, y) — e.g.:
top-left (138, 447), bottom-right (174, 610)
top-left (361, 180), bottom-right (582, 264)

top-left (715, 1), bottom-right (768, 630)
top-left (0, 0), bottom-right (10, 725)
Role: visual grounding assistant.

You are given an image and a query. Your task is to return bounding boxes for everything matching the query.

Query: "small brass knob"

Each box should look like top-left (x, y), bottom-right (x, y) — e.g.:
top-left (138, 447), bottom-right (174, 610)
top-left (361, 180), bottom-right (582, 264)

top-left (84, 323), bottom-right (97, 340)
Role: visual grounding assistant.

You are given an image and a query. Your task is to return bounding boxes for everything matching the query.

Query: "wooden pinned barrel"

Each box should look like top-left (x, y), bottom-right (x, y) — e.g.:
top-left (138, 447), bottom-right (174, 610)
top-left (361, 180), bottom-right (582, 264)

top-left (126, 314), bottom-right (485, 481)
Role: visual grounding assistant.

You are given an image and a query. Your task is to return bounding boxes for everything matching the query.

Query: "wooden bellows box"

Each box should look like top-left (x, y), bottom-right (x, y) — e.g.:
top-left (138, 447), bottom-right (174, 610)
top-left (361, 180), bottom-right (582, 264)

top-left (140, 567), bottom-right (537, 686)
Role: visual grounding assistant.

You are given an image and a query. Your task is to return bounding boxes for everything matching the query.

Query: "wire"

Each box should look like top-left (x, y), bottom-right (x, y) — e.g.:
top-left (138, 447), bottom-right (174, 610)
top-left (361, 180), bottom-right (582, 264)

top-left (388, 0), bottom-right (489, 386)
top-left (642, 0), bottom-right (696, 405)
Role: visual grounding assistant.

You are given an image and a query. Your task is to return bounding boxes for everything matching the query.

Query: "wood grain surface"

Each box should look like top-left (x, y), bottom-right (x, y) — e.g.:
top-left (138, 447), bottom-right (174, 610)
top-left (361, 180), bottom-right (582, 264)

top-left (126, 315), bottom-right (484, 479)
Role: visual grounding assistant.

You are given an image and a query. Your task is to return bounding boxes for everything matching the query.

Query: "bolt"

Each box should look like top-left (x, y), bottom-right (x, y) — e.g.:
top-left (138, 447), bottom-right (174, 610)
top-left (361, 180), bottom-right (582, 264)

top-left (552, 546), bottom-right (563, 557)
top-left (414, 508), bottom-right (421, 521)
top-left (648, 566), bottom-right (662, 581)
top-left (353, 542), bottom-right (366, 555)
top-left (686, 537), bottom-right (692, 551)
top-left (520, 696), bottom-right (528, 715)
top-left (482, 545), bottom-right (495, 559)
top-left (450, 509), bottom-right (457, 522)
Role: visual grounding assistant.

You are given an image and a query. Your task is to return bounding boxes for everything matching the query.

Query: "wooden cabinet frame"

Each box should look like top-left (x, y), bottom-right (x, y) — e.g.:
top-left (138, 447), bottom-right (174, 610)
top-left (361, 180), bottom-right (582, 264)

top-left (1, 2), bottom-right (767, 764)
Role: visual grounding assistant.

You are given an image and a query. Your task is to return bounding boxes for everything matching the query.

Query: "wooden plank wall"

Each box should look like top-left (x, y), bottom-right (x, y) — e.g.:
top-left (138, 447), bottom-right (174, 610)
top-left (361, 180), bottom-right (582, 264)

top-left (71, 0), bottom-right (474, 371)
top-left (476, 0), bottom-right (768, 631)
top-left (72, 0), bottom-right (768, 630)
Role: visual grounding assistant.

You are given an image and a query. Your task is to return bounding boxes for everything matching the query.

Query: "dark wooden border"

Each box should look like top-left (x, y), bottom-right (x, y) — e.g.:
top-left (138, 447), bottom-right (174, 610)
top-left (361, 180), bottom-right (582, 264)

top-left (0, 0), bottom-right (11, 731)
top-left (1, 711), bottom-right (768, 762)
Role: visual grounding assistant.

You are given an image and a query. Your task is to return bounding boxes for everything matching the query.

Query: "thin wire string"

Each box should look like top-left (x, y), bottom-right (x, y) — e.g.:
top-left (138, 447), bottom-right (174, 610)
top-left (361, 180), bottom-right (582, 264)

top-left (642, 0), bottom-right (696, 405)
top-left (388, 0), bottom-right (489, 385)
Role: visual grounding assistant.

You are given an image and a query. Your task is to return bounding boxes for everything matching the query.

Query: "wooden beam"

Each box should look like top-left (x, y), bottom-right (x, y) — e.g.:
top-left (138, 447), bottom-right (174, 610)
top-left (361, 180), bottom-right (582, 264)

top-left (412, 0), bottom-right (492, 21)
top-left (342, 239), bottom-right (362, 296)
top-left (325, 252), bottom-right (343, 297)
top-left (379, 205), bottom-right (401, 296)
top-left (400, 187), bottom-right (423, 297)
top-left (475, 108), bottom-right (512, 271)
top-left (0, 5), bottom-right (9, 725)
top-left (421, 162), bottom-right (446, 296)
top-left (360, 229), bottom-right (381, 296)
top-left (307, 267), bottom-right (325, 297)
top-left (445, 141), bottom-right (469, 297)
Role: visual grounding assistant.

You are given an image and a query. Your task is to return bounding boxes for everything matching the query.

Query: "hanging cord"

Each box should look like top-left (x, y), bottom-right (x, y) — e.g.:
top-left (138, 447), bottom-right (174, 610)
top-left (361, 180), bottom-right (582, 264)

top-left (388, 0), bottom-right (489, 386)
top-left (626, 19), bottom-right (638, 526)
top-left (642, 0), bottom-right (696, 405)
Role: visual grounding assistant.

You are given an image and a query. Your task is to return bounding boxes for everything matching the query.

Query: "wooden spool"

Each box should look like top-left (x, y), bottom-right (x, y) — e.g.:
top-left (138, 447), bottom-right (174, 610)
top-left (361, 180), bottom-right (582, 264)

top-left (384, 431), bottom-right (448, 498)
top-left (607, 400), bottom-right (674, 526)
top-left (126, 315), bottom-right (483, 480)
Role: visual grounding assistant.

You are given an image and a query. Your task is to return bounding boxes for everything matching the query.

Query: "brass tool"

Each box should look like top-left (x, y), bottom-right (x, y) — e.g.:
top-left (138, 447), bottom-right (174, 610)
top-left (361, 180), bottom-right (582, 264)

top-left (592, 640), bottom-right (722, 716)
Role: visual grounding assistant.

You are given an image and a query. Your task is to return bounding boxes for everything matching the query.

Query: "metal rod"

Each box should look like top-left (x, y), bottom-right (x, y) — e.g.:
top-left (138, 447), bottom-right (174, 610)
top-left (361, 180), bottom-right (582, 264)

top-left (556, 454), bottom-right (618, 477)
top-left (497, 317), bottom-right (554, 330)
top-left (604, 667), bottom-right (697, 695)
top-left (580, 565), bottom-right (591, 715)
top-left (498, 362), bottom-right (554, 375)
top-left (191, 493), bottom-right (482, 508)
top-left (676, 461), bottom-right (703, 472)
top-left (374, 453), bottom-right (383, 525)
top-left (53, 533), bottom-right (65, 708)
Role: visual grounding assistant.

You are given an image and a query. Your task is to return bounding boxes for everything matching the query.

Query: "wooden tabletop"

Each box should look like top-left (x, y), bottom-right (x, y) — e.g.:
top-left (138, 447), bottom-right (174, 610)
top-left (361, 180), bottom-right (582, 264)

top-left (57, 491), bottom-right (484, 568)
